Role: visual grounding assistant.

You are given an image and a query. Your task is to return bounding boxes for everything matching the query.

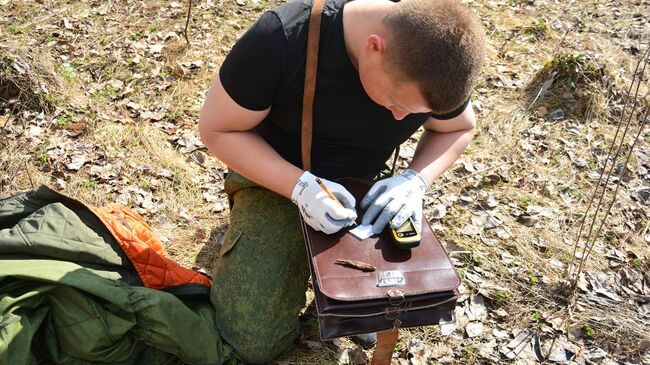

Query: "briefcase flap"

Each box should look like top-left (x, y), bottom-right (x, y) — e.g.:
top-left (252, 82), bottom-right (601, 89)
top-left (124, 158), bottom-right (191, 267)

top-left (303, 178), bottom-right (461, 302)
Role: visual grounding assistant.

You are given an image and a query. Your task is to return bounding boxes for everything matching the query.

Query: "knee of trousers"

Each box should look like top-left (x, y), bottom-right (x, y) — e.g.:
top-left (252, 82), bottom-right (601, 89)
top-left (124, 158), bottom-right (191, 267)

top-left (224, 319), bottom-right (299, 364)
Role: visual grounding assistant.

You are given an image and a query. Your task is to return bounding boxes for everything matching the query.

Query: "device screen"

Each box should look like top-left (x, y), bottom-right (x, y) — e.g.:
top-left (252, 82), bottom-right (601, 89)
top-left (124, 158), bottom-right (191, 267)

top-left (395, 219), bottom-right (417, 237)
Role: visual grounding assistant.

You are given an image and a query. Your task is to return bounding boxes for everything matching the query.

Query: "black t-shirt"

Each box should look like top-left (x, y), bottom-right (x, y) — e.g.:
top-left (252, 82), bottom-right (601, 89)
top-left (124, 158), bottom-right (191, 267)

top-left (219, 0), bottom-right (467, 179)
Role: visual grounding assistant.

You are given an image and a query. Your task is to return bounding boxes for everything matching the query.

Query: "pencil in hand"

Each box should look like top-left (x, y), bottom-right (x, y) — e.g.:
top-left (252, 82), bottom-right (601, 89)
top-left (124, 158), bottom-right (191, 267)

top-left (315, 177), bottom-right (357, 226)
top-left (315, 177), bottom-right (343, 207)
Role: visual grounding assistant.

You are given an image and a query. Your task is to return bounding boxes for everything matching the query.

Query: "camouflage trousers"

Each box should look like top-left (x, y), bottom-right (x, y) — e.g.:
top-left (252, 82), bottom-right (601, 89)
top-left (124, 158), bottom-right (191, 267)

top-left (210, 171), bottom-right (310, 364)
top-left (211, 169), bottom-right (392, 364)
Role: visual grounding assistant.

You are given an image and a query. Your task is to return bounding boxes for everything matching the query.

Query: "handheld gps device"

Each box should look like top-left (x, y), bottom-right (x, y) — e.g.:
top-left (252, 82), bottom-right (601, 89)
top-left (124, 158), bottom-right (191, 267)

top-left (390, 217), bottom-right (421, 249)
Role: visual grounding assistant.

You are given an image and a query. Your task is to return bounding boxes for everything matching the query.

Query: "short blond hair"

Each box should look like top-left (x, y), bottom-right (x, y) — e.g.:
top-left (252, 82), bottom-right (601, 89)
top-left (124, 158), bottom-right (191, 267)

top-left (383, 0), bottom-right (486, 114)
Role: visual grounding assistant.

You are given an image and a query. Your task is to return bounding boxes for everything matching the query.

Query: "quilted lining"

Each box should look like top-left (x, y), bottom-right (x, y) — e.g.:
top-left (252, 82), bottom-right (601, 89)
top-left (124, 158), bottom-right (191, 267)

top-left (18, 203), bottom-right (122, 262)
top-left (90, 204), bottom-right (212, 290)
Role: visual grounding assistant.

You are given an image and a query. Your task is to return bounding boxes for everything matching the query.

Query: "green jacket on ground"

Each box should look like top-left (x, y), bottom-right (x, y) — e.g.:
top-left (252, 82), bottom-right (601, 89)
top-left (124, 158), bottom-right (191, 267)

top-left (0, 186), bottom-right (234, 365)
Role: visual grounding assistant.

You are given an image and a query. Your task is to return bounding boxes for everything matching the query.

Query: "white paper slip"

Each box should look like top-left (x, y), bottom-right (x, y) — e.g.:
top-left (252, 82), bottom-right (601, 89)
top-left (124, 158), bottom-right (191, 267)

top-left (349, 224), bottom-right (374, 240)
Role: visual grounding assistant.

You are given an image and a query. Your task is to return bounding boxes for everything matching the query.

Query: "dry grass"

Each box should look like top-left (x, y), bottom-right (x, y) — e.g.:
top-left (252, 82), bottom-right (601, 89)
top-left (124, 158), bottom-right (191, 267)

top-left (0, 45), bottom-right (61, 115)
top-left (1, 0), bottom-right (648, 363)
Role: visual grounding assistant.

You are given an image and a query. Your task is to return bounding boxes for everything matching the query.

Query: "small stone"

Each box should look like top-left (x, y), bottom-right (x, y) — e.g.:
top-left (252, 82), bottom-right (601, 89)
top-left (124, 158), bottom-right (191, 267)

top-left (460, 193), bottom-right (474, 202)
top-left (464, 271), bottom-right (484, 284)
top-left (572, 157), bottom-right (588, 168)
top-left (66, 154), bottom-right (88, 171)
top-left (546, 344), bottom-right (572, 362)
top-left (640, 339), bottom-right (650, 354)
top-left (567, 325), bottom-right (583, 342)
top-left (26, 125), bottom-right (43, 138)
top-left (467, 294), bottom-right (487, 320)
top-left (178, 209), bottom-right (193, 221)
top-left (492, 309), bottom-right (509, 318)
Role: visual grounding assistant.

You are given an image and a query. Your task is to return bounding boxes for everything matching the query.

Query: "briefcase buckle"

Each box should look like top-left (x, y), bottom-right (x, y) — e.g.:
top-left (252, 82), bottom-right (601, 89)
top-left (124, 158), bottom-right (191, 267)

top-left (387, 289), bottom-right (406, 306)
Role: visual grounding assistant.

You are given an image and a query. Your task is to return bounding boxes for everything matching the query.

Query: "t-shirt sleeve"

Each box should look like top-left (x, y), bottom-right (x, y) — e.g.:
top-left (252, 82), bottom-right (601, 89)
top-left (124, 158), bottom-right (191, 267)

top-left (430, 97), bottom-right (471, 120)
top-left (219, 11), bottom-right (286, 111)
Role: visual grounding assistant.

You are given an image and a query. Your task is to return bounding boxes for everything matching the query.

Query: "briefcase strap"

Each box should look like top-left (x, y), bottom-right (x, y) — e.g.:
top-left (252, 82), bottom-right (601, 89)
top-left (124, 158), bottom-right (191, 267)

top-left (300, 0), bottom-right (325, 171)
top-left (300, 0), bottom-right (400, 175)
top-left (371, 327), bottom-right (400, 365)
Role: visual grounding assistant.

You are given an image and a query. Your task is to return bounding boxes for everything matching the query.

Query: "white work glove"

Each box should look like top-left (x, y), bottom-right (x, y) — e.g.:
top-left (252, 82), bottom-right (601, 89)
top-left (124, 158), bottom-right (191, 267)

top-left (291, 171), bottom-right (357, 234)
top-left (360, 169), bottom-right (428, 235)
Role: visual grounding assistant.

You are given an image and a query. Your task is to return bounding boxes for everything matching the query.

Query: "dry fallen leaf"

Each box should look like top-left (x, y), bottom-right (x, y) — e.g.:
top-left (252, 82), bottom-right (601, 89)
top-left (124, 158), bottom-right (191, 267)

top-left (407, 337), bottom-right (432, 365)
top-left (66, 154), bottom-right (88, 170)
top-left (170, 130), bottom-right (205, 154)
top-left (430, 204), bottom-right (447, 219)
top-left (140, 110), bottom-right (166, 121)
top-left (149, 44), bottom-right (164, 54)
top-left (466, 322), bottom-right (484, 337)
top-left (467, 294), bottom-right (487, 320)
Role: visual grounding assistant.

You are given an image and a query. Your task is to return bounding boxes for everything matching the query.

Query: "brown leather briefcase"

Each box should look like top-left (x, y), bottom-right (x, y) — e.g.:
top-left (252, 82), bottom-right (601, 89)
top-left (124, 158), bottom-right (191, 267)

top-left (300, 178), bottom-right (461, 340)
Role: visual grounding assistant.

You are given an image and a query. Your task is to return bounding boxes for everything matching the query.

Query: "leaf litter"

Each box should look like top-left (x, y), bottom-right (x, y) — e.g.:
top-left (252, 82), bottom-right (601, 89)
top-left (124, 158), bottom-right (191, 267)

top-left (1, 0), bottom-right (650, 364)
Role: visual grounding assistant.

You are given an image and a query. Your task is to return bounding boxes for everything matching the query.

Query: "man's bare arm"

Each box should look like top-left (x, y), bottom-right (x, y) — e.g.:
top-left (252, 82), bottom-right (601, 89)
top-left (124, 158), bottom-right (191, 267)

top-left (408, 102), bottom-right (477, 186)
top-left (198, 77), bottom-right (304, 198)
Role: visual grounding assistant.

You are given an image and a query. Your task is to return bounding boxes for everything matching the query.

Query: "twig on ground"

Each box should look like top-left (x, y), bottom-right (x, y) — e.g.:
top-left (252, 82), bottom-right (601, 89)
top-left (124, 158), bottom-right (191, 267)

top-left (184, 0), bottom-right (193, 45)
top-left (23, 160), bottom-right (34, 189)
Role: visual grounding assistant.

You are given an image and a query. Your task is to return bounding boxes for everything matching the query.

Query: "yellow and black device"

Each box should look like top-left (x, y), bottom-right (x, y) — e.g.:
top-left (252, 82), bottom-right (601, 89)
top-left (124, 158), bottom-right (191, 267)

top-left (390, 217), bottom-right (421, 249)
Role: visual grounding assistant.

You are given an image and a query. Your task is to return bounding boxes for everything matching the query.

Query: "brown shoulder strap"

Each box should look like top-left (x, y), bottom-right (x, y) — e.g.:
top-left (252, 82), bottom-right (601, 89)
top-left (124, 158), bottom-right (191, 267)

top-left (371, 328), bottom-right (400, 365)
top-left (301, 0), bottom-right (325, 171)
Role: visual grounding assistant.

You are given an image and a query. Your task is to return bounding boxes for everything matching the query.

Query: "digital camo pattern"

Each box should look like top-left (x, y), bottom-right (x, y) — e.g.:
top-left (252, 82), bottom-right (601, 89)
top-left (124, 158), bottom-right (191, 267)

top-left (210, 171), bottom-right (310, 364)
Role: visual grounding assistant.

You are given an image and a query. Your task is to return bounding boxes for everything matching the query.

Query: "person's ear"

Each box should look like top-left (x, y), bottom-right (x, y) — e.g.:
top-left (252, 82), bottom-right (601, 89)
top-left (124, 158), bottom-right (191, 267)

top-left (365, 34), bottom-right (386, 56)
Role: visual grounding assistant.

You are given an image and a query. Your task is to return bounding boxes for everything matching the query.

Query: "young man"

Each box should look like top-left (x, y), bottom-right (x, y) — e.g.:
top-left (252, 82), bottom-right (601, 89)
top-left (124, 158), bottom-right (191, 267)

top-left (199, 0), bottom-right (485, 362)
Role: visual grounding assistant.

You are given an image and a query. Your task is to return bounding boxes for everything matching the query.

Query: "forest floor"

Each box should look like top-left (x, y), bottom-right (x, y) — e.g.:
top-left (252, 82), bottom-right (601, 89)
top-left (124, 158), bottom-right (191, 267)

top-left (1, 0), bottom-right (649, 364)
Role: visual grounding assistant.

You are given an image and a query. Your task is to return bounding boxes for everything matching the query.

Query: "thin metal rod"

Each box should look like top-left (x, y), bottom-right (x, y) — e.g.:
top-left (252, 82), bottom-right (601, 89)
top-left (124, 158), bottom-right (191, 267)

top-left (568, 45), bottom-right (650, 280)
top-left (574, 48), bottom-right (649, 274)
top-left (575, 105), bottom-right (649, 278)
